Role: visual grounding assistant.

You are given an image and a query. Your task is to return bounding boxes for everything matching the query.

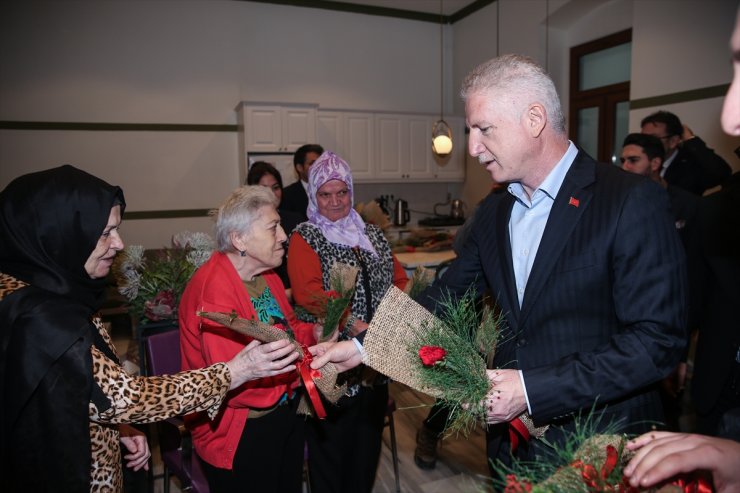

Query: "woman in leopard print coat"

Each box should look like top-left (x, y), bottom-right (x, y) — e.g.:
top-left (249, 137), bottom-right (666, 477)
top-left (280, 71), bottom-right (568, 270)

top-left (0, 165), bottom-right (299, 493)
top-left (288, 152), bottom-right (408, 493)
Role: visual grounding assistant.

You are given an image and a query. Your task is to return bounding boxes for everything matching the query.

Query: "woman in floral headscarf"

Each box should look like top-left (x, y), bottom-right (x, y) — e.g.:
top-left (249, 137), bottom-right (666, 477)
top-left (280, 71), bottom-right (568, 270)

top-left (287, 151), bottom-right (408, 493)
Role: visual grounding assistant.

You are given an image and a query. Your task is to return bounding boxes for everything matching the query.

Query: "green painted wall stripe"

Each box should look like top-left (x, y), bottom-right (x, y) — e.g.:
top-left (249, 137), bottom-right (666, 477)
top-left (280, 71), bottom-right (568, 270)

top-left (630, 84), bottom-right (729, 110)
top-left (243, 0), bottom-right (495, 24)
top-left (0, 121), bottom-right (238, 132)
top-left (123, 209), bottom-right (212, 220)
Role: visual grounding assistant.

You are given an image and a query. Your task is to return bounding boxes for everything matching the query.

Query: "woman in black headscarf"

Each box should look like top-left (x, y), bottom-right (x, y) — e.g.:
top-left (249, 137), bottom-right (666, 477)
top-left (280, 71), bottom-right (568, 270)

top-left (0, 165), bottom-right (300, 492)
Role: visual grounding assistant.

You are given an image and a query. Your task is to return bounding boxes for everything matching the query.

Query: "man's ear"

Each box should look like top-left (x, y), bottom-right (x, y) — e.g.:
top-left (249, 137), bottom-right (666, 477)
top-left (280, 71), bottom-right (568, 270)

top-left (650, 157), bottom-right (663, 173)
top-left (526, 103), bottom-right (547, 138)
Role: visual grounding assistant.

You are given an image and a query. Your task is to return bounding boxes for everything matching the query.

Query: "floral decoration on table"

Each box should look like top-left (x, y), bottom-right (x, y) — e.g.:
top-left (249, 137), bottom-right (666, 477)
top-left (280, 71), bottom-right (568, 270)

top-left (113, 231), bottom-right (214, 324)
top-left (392, 230), bottom-right (454, 253)
top-left (294, 262), bottom-right (359, 342)
top-left (495, 415), bottom-right (713, 493)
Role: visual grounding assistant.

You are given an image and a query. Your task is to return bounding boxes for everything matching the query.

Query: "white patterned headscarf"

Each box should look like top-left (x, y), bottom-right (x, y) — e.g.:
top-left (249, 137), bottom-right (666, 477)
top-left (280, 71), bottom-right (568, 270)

top-left (307, 151), bottom-right (377, 256)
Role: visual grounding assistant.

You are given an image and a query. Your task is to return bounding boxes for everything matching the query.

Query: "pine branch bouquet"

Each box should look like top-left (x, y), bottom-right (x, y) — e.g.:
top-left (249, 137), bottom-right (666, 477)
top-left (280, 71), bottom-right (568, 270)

top-left (113, 231), bottom-right (214, 324)
top-left (494, 414), bottom-right (710, 493)
top-left (362, 285), bottom-right (521, 435)
top-left (294, 262), bottom-right (359, 341)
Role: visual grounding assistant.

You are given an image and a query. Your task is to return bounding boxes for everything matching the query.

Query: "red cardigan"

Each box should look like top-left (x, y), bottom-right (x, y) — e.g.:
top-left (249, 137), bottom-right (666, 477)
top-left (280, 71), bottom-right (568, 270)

top-left (179, 251), bottom-right (313, 469)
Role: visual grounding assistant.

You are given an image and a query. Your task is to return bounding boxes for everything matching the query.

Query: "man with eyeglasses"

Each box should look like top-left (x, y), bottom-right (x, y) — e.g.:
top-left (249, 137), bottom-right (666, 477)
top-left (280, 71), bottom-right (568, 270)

top-left (641, 110), bottom-right (731, 195)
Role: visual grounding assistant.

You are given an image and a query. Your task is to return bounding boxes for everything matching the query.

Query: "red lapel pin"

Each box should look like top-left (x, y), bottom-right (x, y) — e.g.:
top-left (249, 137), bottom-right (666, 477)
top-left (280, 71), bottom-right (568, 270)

top-left (568, 196), bottom-right (580, 207)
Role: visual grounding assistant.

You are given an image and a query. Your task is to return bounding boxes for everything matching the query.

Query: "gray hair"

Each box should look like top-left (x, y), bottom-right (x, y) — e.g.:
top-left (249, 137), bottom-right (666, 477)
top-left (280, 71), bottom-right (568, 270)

top-left (211, 185), bottom-right (279, 252)
top-left (460, 54), bottom-right (565, 134)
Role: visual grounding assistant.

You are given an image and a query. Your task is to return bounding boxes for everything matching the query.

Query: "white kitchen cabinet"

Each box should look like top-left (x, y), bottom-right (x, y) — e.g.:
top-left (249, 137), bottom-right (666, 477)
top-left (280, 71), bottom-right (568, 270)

top-left (374, 114), bottom-right (465, 182)
top-left (317, 110), bottom-right (374, 181)
top-left (237, 103), bottom-right (317, 152)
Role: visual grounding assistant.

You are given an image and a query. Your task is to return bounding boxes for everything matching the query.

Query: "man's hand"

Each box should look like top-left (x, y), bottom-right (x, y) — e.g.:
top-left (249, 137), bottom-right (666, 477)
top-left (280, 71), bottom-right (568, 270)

top-left (483, 369), bottom-right (527, 424)
top-left (309, 340), bottom-right (363, 372)
top-left (625, 431), bottom-right (740, 492)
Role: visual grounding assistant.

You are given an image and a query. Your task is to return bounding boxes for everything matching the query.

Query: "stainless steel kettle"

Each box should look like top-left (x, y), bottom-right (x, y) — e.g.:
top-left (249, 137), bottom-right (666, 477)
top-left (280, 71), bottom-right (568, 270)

top-left (450, 199), bottom-right (466, 219)
top-left (394, 199), bottom-right (410, 226)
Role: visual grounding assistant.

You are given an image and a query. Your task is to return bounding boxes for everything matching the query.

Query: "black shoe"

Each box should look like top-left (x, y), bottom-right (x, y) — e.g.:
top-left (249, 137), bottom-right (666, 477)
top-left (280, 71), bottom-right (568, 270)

top-left (413, 425), bottom-right (439, 470)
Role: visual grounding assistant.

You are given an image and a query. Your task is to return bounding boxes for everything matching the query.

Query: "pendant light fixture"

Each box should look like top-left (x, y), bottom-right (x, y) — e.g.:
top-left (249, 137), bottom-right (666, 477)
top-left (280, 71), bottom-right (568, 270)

top-left (432, 0), bottom-right (452, 156)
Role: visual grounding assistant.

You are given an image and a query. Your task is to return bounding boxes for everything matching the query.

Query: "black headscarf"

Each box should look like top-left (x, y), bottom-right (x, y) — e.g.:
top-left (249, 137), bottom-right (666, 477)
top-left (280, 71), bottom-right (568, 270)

top-left (0, 165), bottom-right (125, 492)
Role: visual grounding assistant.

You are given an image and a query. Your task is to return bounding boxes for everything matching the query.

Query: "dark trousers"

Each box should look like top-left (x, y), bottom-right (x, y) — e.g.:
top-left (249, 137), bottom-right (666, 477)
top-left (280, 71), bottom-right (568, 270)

top-left (306, 384), bottom-right (388, 493)
top-left (201, 395), bottom-right (305, 493)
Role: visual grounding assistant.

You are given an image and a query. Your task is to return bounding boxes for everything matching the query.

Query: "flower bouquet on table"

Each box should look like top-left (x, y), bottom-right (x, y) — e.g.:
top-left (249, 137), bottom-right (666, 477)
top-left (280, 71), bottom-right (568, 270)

top-left (294, 262), bottom-right (359, 342)
top-left (197, 309), bottom-right (345, 419)
top-left (361, 285), bottom-right (547, 439)
top-left (113, 231), bottom-right (214, 324)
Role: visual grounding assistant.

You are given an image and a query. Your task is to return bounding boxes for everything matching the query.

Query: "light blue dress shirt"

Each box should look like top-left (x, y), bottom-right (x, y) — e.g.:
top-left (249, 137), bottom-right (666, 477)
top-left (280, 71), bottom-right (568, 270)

top-left (507, 142), bottom-right (579, 306)
top-left (508, 141), bottom-right (578, 414)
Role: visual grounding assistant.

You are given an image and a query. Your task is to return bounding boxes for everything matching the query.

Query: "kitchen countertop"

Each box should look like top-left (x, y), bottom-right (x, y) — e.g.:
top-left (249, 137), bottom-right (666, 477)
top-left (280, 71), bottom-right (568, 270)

top-left (395, 249), bottom-right (456, 269)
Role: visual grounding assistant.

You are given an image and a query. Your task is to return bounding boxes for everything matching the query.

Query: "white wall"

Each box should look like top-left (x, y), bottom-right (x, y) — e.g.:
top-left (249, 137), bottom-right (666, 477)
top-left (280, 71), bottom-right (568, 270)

top-left (0, 0), bottom-right (448, 247)
top-left (2, 0), bottom-right (737, 246)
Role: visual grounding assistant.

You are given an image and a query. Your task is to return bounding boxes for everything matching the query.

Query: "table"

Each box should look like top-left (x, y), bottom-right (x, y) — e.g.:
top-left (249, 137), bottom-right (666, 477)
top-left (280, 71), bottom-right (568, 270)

top-left (395, 250), bottom-right (456, 277)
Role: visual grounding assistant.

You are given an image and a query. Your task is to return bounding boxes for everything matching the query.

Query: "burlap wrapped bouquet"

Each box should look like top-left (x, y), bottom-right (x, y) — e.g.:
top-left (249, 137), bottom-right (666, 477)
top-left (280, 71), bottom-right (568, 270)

top-left (197, 310), bottom-right (345, 418)
top-left (361, 285), bottom-right (546, 438)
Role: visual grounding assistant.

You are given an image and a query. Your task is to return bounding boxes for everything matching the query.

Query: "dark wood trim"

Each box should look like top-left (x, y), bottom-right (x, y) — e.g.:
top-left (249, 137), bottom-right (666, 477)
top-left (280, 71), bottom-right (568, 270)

top-left (123, 209), bottom-right (212, 220)
top-left (241, 0), bottom-right (496, 24)
top-left (630, 84), bottom-right (729, 109)
top-left (0, 121), bottom-right (238, 132)
top-left (569, 29), bottom-right (632, 163)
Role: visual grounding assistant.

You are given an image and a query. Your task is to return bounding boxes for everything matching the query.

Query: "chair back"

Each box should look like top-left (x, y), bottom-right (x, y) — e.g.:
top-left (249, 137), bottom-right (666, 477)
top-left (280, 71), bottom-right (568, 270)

top-left (145, 329), bottom-right (181, 376)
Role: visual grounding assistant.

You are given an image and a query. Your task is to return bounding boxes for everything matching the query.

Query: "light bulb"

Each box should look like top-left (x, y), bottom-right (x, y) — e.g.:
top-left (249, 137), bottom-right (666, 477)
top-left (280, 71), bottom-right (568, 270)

top-left (433, 134), bottom-right (453, 155)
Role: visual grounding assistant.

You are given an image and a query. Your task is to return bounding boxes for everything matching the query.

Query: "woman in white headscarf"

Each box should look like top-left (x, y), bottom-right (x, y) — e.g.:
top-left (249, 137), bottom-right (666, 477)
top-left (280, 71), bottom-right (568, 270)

top-left (287, 151), bottom-right (407, 493)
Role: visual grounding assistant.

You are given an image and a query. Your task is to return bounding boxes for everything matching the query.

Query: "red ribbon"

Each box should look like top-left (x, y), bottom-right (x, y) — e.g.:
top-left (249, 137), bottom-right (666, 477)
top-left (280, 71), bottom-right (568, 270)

top-left (509, 417), bottom-right (531, 452)
top-left (671, 474), bottom-right (714, 493)
top-left (298, 344), bottom-right (327, 419)
top-left (570, 444), bottom-right (619, 492)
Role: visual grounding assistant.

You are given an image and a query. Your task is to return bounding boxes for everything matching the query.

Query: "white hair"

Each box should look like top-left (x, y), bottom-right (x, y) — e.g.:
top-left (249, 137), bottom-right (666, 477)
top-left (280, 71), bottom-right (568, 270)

top-left (461, 54), bottom-right (565, 134)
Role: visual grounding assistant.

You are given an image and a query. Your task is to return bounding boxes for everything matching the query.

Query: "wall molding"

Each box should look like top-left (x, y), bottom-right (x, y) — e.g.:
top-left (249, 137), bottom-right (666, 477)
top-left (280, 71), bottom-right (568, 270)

top-left (630, 84), bottom-right (729, 110)
top-left (123, 209), bottom-right (212, 220)
top-left (241, 0), bottom-right (496, 24)
top-left (0, 121), bottom-right (238, 132)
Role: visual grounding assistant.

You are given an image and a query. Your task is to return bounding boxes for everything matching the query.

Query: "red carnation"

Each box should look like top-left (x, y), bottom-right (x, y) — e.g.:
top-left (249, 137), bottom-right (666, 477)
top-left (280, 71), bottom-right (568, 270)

top-left (419, 345), bottom-right (447, 367)
top-left (326, 290), bottom-right (341, 300)
top-left (504, 474), bottom-right (532, 493)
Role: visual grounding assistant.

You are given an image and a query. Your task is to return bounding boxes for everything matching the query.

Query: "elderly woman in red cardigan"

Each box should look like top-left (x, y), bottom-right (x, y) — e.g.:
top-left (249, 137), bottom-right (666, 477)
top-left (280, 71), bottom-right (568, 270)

top-left (179, 185), bottom-right (317, 493)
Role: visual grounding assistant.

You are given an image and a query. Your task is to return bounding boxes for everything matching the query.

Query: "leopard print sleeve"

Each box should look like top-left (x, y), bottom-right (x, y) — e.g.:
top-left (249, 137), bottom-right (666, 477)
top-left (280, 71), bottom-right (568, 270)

top-left (89, 345), bottom-right (230, 423)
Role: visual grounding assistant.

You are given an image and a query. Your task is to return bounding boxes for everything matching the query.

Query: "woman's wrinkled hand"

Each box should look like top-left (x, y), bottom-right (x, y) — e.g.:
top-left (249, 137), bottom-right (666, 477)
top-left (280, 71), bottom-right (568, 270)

top-left (119, 424), bottom-right (150, 472)
top-left (226, 339), bottom-right (299, 389)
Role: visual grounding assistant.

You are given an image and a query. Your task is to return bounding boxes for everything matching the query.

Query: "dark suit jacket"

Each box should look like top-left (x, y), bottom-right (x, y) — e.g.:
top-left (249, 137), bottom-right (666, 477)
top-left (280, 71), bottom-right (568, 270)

top-left (420, 151), bottom-right (688, 462)
top-left (691, 173), bottom-right (740, 424)
top-left (281, 180), bottom-right (309, 222)
top-left (664, 136), bottom-right (732, 196)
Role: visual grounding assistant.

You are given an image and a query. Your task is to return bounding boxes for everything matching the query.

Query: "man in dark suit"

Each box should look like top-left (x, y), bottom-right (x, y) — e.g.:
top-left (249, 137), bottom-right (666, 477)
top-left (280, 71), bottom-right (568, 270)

top-left (620, 133), bottom-right (700, 431)
top-left (310, 55), bottom-right (688, 470)
top-left (415, 54), bottom-right (688, 467)
top-left (641, 110), bottom-right (731, 196)
top-left (690, 171), bottom-right (740, 437)
top-left (280, 144), bottom-right (323, 222)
